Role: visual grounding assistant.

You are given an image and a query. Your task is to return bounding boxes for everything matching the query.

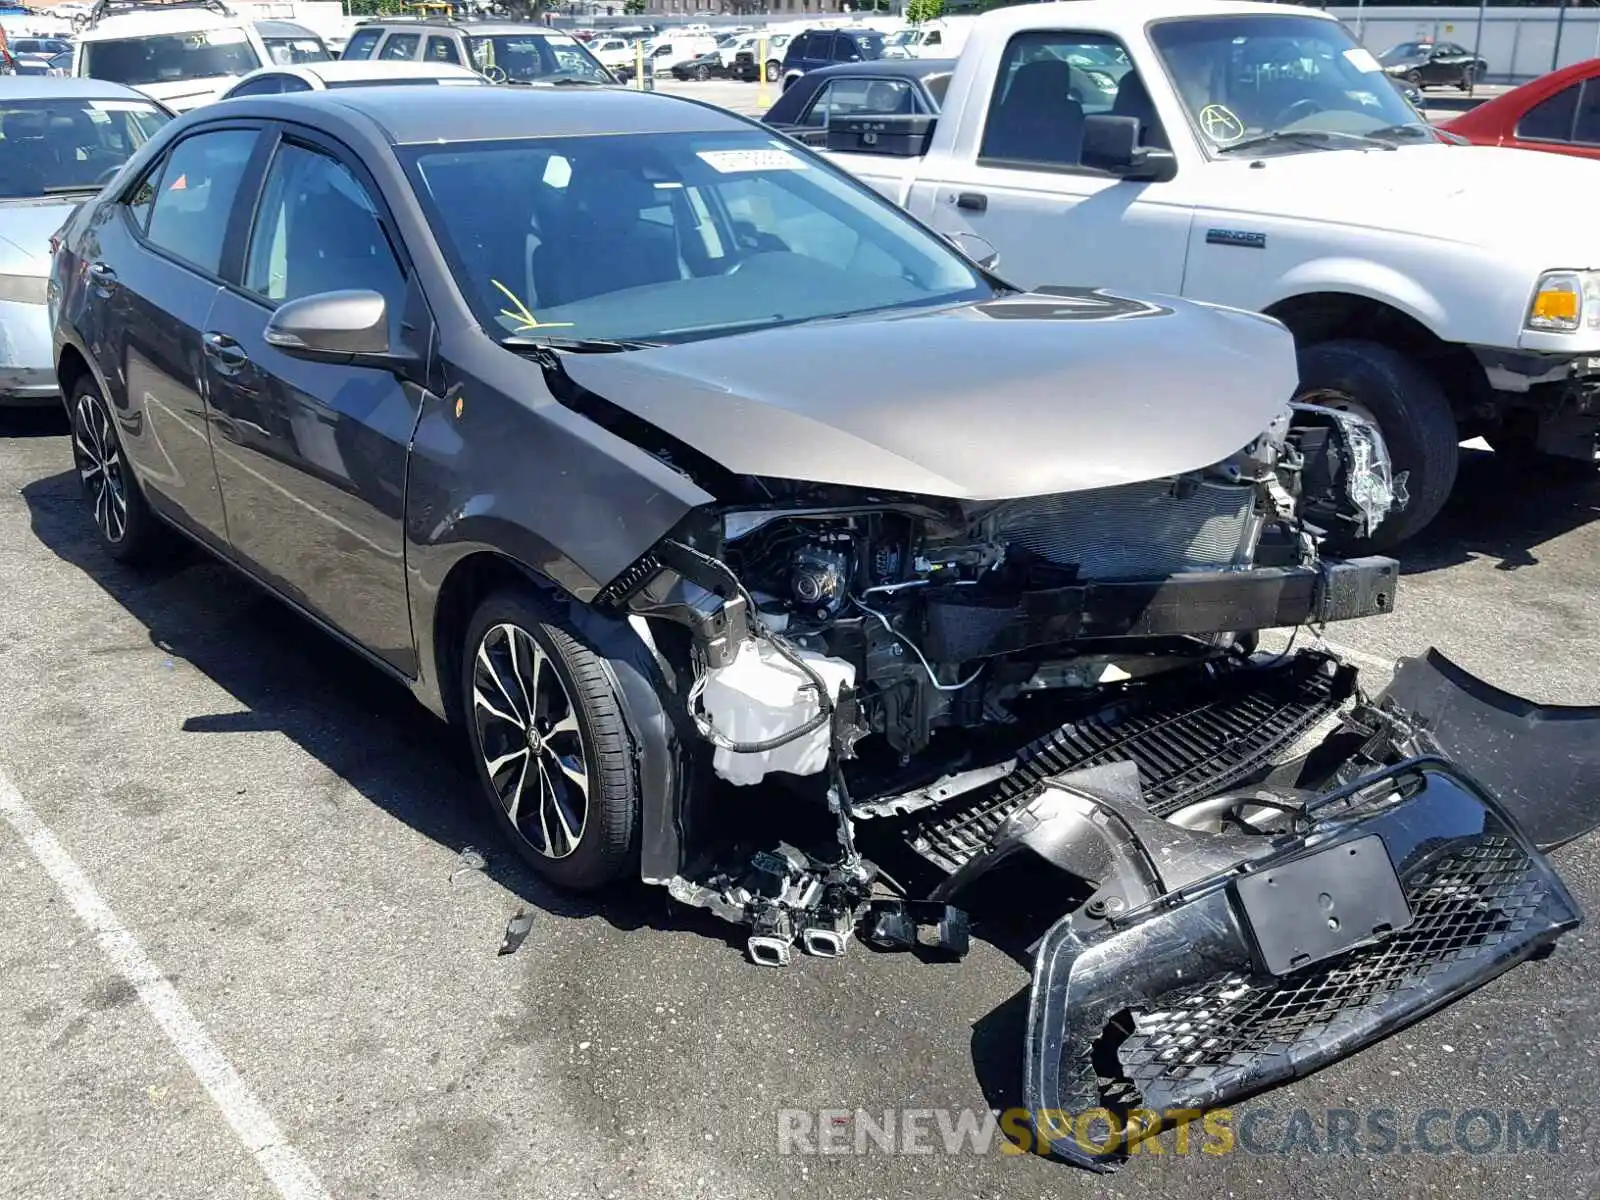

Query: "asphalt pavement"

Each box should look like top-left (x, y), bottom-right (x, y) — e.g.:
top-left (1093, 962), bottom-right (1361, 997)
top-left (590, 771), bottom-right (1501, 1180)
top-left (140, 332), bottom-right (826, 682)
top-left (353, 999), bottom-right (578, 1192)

top-left (1, 77), bottom-right (1596, 1200)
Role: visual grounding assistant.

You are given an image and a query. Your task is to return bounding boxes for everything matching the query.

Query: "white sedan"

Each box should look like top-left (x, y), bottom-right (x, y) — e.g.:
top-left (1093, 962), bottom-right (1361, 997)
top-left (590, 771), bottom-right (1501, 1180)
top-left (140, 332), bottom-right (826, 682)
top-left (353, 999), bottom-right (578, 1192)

top-left (219, 59), bottom-right (486, 99)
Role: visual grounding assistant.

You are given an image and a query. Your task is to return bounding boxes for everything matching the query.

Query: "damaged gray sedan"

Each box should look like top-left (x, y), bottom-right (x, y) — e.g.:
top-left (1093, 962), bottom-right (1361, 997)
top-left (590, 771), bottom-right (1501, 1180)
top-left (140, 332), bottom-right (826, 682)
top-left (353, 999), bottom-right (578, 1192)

top-left (50, 86), bottom-right (1600, 1168)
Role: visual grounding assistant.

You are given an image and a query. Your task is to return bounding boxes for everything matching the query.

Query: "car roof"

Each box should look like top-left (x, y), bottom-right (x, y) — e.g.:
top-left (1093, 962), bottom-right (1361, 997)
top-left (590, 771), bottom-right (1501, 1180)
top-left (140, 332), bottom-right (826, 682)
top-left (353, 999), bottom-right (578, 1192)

top-left (77, 7), bottom-right (243, 41)
top-left (801, 57), bottom-right (958, 82)
top-left (352, 20), bottom-right (574, 36)
top-left (254, 19), bottom-right (319, 38)
top-left (228, 60), bottom-right (483, 89)
top-left (977, 0), bottom-right (1333, 36)
top-left (0, 74), bottom-right (157, 102)
top-left (257, 84), bottom-right (748, 145)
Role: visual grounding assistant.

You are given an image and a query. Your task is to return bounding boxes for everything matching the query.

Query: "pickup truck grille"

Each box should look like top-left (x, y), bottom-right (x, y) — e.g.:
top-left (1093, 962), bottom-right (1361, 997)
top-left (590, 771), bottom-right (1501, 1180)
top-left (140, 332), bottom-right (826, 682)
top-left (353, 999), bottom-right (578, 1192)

top-left (991, 479), bottom-right (1257, 580)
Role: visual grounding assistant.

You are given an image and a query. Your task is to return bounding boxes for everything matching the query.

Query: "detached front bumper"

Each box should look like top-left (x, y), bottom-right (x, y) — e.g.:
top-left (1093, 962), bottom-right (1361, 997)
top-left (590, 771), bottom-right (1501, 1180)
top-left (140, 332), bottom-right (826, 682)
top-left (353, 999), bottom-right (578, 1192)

top-left (1010, 649), bottom-right (1600, 1169)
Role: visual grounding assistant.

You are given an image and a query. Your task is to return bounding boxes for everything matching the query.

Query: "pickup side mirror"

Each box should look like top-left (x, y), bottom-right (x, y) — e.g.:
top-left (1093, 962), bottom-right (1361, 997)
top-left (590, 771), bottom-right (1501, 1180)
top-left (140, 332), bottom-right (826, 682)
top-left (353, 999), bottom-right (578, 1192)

top-left (264, 289), bottom-right (407, 368)
top-left (1081, 113), bottom-right (1177, 182)
top-left (824, 112), bottom-right (937, 157)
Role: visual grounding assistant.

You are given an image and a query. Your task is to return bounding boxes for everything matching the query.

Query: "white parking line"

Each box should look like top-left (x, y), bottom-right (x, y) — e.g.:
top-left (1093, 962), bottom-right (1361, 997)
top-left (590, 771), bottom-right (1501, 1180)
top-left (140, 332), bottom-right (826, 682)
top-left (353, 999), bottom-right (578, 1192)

top-left (0, 768), bottom-right (331, 1200)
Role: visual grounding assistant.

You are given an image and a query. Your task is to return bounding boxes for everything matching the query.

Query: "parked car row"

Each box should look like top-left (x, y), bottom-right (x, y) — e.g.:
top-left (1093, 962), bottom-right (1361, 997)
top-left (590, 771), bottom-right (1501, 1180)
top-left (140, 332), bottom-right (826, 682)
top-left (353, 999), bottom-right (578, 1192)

top-left (27, 10), bottom-right (1600, 1174)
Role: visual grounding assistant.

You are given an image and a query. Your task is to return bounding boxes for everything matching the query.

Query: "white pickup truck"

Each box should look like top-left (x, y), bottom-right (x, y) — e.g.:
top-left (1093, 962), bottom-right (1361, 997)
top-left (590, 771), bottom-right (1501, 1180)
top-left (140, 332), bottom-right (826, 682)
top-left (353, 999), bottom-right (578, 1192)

top-left (819, 0), bottom-right (1600, 545)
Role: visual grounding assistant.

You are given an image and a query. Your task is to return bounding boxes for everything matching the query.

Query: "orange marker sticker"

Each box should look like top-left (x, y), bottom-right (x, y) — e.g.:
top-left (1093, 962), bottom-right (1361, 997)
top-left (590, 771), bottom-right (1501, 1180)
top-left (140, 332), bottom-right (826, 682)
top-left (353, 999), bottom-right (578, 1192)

top-left (454, 395), bottom-right (464, 419)
top-left (169, 173), bottom-right (187, 191)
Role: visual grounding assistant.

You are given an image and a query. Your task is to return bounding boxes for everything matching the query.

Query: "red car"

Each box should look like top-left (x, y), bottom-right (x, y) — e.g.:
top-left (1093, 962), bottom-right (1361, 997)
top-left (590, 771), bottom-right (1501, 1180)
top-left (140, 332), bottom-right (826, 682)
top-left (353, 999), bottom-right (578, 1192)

top-left (1443, 57), bottom-right (1600, 158)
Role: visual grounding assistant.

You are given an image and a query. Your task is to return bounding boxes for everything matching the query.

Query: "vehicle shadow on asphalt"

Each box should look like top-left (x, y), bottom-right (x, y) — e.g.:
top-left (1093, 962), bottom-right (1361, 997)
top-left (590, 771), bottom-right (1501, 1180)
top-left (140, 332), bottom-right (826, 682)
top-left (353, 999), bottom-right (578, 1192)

top-left (18, 465), bottom-right (751, 955)
top-left (0, 407), bottom-right (68, 438)
top-left (1396, 446), bottom-right (1599, 575)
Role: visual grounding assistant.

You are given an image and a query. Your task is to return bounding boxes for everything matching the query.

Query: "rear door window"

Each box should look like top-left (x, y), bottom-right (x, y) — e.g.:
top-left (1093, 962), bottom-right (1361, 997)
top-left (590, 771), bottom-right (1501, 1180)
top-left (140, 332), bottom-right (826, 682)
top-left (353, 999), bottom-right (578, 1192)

top-left (425, 35), bottom-right (461, 64)
top-left (1517, 83), bottom-right (1580, 142)
top-left (341, 27), bottom-right (382, 60)
top-left (142, 127), bottom-right (259, 277)
top-left (1570, 79), bottom-right (1600, 146)
top-left (378, 33), bottom-right (421, 61)
top-left (800, 77), bottom-right (919, 127)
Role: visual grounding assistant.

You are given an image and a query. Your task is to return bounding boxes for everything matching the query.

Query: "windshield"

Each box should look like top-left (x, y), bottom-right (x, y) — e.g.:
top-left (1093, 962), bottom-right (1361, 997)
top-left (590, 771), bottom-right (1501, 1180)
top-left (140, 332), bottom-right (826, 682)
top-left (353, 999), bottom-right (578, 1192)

top-left (82, 28), bottom-right (260, 86)
top-left (0, 97), bottom-right (169, 197)
top-left (263, 36), bottom-right (329, 65)
top-left (1150, 15), bottom-right (1431, 153)
top-left (466, 34), bottom-right (610, 83)
top-left (406, 130), bottom-right (993, 345)
top-left (885, 29), bottom-right (917, 47)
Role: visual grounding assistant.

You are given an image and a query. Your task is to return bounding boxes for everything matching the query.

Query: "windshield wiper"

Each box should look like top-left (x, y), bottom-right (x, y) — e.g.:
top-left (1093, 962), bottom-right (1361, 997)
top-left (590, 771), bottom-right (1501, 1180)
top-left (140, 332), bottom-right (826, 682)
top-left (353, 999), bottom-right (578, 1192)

top-left (1215, 129), bottom-right (1397, 156)
top-left (501, 334), bottom-right (661, 353)
top-left (40, 184), bottom-right (104, 194)
top-left (1365, 121), bottom-right (1442, 142)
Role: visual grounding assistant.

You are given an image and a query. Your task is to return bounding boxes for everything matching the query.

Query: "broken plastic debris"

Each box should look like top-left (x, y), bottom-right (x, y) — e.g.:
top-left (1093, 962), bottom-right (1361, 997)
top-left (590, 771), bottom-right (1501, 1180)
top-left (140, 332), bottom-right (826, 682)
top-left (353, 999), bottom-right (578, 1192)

top-left (448, 845), bottom-right (487, 885)
top-left (498, 909), bottom-right (535, 956)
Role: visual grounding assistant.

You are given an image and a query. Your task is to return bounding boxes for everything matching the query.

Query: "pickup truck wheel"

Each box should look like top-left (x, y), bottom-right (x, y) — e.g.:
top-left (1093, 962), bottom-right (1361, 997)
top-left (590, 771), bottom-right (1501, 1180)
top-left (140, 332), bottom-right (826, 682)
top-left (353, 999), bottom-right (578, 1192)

top-left (462, 587), bottom-right (640, 892)
top-left (765, 59), bottom-right (779, 82)
top-left (1295, 339), bottom-right (1459, 549)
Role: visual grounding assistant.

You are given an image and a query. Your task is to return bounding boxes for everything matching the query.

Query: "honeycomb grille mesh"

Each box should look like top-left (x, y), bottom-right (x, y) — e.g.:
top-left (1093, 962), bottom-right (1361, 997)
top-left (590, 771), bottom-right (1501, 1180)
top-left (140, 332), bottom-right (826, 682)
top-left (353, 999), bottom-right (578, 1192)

top-left (1107, 837), bottom-right (1546, 1096)
top-left (990, 480), bottom-right (1256, 580)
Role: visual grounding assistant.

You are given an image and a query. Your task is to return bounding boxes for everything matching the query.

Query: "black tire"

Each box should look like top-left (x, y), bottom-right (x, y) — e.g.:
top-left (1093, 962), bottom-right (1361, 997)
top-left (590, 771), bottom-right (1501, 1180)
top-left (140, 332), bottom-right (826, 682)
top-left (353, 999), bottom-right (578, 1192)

top-left (461, 586), bottom-right (638, 891)
top-left (67, 374), bottom-right (165, 563)
top-left (765, 59), bottom-right (779, 82)
top-left (1459, 66), bottom-right (1475, 90)
top-left (694, 63), bottom-right (710, 81)
top-left (1405, 69), bottom-right (1423, 88)
top-left (1294, 339), bottom-right (1460, 550)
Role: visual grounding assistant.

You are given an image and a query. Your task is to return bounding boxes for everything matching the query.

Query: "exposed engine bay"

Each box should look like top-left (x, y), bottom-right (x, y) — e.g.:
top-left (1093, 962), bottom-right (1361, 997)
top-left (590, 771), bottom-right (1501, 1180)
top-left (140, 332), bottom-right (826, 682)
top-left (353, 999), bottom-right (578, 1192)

top-left (587, 394), bottom-right (1599, 1167)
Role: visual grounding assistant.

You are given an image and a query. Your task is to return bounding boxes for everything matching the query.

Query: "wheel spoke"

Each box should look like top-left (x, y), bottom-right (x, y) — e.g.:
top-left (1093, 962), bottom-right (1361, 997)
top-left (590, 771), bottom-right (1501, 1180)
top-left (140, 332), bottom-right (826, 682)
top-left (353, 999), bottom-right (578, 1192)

top-left (485, 746), bottom-right (529, 777)
top-left (506, 630), bottom-right (540, 727)
top-left (474, 639), bottom-right (526, 729)
top-left (545, 709), bottom-right (579, 738)
top-left (550, 751), bottom-right (589, 799)
top-left (503, 754), bottom-right (530, 825)
top-left (535, 761), bottom-right (558, 855)
top-left (540, 760), bottom-right (582, 856)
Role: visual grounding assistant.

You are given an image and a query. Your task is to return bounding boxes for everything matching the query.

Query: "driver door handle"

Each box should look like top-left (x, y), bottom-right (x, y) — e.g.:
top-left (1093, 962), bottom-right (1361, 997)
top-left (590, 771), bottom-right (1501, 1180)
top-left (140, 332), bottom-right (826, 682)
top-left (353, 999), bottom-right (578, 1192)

top-left (202, 330), bottom-right (247, 363)
top-left (956, 192), bottom-right (988, 213)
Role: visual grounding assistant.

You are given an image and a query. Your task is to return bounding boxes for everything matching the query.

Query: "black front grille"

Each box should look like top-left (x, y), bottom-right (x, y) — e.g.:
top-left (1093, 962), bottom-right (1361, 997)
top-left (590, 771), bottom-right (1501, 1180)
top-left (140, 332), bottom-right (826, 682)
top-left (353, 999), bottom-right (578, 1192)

top-left (1110, 836), bottom-right (1547, 1098)
top-left (905, 655), bottom-right (1354, 873)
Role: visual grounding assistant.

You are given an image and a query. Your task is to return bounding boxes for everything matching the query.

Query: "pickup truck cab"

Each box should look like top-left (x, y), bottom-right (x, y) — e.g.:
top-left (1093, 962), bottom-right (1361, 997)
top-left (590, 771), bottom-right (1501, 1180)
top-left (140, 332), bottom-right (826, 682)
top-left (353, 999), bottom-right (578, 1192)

top-left (822, 0), bottom-right (1600, 545)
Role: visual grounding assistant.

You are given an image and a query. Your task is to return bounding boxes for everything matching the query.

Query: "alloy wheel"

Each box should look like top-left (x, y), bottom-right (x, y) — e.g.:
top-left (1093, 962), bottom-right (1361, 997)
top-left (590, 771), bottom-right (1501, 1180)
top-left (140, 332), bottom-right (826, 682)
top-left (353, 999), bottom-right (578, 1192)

top-left (471, 622), bottom-right (590, 859)
top-left (71, 390), bottom-right (127, 544)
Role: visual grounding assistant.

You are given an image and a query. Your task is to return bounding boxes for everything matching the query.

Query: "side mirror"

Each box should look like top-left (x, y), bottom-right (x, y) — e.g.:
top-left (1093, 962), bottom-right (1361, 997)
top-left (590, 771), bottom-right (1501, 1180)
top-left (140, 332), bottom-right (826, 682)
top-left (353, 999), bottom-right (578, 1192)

top-left (1080, 113), bottom-right (1177, 182)
top-left (263, 289), bottom-right (404, 367)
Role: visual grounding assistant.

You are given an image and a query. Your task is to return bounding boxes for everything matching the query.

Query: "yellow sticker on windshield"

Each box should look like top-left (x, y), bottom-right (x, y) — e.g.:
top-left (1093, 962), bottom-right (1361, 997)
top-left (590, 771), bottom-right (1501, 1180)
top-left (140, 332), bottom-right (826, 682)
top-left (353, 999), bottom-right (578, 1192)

top-left (491, 279), bottom-right (573, 333)
top-left (1199, 104), bottom-right (1245, 144)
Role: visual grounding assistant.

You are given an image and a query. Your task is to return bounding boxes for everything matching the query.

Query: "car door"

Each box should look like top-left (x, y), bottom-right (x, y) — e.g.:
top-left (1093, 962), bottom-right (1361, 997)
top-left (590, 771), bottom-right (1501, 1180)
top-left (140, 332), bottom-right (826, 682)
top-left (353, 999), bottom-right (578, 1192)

top-left (200, 128), bottom-right (427, 671)
top-left (84, 124), bottom-right (264, 547)
top-left (906, 28), bottom-right (1191, 295)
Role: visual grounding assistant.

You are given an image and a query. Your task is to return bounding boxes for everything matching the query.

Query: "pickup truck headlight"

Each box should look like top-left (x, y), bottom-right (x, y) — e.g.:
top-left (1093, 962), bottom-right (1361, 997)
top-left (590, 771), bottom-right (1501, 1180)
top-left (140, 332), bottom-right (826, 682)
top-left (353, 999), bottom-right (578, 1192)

top-left (1526, 270), bottom-right (1600, 333)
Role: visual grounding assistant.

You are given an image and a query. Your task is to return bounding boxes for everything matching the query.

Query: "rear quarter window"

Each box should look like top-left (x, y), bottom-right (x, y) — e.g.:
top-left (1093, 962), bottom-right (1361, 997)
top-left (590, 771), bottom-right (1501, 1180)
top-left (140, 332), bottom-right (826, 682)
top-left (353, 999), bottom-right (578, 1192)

top-left (341, 27), bottom-right (382, 60)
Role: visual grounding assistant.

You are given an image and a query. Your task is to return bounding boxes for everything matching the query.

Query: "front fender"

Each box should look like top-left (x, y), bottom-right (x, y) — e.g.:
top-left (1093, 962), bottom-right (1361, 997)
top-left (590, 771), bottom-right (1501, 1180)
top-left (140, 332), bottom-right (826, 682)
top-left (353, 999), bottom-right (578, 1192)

top-left (1264, 258), bottom-right (1451, 337)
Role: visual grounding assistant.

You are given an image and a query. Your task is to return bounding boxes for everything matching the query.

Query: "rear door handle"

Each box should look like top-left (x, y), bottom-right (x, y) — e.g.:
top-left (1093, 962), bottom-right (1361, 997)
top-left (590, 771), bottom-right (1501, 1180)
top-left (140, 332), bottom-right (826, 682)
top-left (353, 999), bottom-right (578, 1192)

top-left (956, 192), bottom-right (988, 213)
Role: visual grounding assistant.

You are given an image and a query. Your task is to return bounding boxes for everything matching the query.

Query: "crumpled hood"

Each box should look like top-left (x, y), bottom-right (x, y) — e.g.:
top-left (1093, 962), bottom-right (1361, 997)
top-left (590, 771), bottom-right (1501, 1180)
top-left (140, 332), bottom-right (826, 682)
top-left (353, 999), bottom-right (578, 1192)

top-left (559, 290), bottom-right (1298, 501)
top-left (134, 76), bottom-right (231, 111)
top-left (0, 198), bottom-right (82, 274)
top-left (1203, 143), bottom-right (1600, 264)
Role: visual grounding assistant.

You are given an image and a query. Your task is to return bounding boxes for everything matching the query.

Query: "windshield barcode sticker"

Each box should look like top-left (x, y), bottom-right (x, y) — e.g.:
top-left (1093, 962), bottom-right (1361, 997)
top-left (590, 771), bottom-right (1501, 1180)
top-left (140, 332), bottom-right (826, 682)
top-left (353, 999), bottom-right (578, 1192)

top-left (697, 148), bottom-right (807, 174)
